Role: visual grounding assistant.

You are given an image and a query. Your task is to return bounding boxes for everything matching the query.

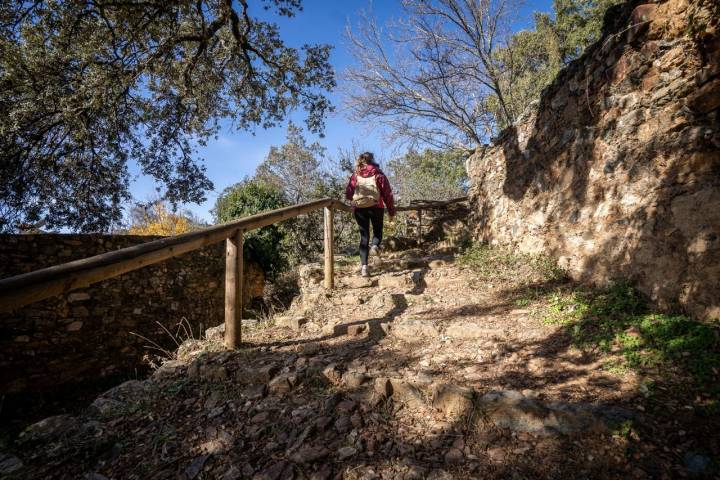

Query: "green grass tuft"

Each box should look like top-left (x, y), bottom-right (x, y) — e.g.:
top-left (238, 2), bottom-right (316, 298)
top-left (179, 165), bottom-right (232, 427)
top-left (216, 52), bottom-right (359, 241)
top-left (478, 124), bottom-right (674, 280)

top-left (539, 281), bottom-right (720, 395)
top-left (335, 254), bottom-right (361, 268)
top-left (458, 242), bottom-right (566, 284)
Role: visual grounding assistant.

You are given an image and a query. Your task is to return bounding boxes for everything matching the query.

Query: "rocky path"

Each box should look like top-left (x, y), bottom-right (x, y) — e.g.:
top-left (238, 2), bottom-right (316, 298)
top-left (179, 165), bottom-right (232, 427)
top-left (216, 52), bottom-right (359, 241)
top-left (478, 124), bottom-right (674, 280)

top-left (3, 247), bottom-right (714, 479)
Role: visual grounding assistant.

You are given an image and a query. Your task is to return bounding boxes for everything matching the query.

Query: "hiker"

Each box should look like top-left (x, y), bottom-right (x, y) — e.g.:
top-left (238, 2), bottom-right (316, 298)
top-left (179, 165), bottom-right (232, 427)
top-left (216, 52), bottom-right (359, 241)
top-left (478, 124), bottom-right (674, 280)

top-left (345, 152), bottom-right (396, 277)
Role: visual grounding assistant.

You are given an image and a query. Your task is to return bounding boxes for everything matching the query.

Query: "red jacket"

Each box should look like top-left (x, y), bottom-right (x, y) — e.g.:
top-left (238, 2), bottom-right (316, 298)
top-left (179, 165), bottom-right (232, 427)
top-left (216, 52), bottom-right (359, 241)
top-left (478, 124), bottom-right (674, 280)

top-left (345, 164), bottom-right (396, 216)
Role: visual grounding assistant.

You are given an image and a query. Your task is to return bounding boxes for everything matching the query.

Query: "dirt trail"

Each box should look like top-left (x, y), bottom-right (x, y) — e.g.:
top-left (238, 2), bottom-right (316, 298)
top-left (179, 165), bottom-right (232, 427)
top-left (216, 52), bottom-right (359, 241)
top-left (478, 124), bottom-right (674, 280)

top-left (3, 247), bottom-right (716, 479)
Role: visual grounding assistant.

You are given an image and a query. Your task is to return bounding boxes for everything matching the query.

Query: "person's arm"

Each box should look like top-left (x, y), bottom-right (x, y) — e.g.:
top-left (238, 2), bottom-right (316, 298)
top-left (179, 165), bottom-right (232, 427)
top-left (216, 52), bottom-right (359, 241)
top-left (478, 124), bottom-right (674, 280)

top-left (376, 173), bottom-right (396, 216)
top-left (345, 173), bottom-right (357, 201)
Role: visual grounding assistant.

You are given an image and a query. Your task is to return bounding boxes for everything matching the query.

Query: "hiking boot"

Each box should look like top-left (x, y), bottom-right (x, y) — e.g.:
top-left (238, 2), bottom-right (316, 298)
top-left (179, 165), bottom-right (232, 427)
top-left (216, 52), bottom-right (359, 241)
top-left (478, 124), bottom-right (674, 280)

top-left (370, 245), bottom-right (381, 257)
top-left (360, 265), bottom-right (370, 277)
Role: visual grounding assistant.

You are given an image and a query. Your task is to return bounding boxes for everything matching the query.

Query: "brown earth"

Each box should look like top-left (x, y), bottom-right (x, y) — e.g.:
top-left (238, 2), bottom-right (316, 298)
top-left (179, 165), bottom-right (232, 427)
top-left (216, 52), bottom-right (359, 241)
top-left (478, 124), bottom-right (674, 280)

top-left (4, 244), bottom-right (717, 480)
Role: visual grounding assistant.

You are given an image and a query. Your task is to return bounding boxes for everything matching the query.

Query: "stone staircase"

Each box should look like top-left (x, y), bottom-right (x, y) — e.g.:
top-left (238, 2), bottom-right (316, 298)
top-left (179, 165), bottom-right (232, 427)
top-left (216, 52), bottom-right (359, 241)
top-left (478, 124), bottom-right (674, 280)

top-left (6, 245), bottom-right (651, 480)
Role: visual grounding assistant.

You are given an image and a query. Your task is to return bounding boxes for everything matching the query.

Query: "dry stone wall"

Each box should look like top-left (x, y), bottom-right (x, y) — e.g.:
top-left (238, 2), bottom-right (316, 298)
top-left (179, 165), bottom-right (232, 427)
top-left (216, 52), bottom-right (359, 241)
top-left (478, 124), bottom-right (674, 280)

top-left (0, 234), bottom-right (265, 394)
top-left (466, 0), bottom-right (719, 319)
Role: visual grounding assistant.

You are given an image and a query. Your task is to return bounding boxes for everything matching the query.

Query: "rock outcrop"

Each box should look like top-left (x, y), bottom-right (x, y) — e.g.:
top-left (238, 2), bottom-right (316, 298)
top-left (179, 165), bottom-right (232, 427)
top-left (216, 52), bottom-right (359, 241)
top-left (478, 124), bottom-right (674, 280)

top-left (465, 0), bottom-right (720, 320)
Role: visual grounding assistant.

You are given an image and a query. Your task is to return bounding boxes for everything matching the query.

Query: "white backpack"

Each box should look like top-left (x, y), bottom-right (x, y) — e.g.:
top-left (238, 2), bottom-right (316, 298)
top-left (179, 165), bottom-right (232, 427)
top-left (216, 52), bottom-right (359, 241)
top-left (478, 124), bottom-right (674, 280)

top-left (353, 174), bottom-right (380, 208)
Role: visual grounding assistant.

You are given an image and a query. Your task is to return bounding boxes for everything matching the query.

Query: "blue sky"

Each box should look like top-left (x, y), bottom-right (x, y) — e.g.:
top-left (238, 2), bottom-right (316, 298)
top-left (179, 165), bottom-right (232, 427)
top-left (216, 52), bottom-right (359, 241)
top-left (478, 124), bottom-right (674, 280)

top-left (128, 0), bottom-right (554, 223)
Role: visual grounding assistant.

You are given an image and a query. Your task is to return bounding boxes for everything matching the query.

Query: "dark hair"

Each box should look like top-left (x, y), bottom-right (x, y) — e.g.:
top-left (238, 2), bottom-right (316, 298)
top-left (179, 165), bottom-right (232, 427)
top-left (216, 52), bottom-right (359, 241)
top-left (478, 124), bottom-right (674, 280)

top-left (355, 152), bottom-right (375, 173)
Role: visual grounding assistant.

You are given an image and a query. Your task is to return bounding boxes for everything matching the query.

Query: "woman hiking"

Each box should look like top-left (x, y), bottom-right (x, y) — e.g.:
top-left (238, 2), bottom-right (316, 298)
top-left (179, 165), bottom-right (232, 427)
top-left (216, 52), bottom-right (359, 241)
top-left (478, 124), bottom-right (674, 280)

top-left (345, 152), bottom-right (396, 277)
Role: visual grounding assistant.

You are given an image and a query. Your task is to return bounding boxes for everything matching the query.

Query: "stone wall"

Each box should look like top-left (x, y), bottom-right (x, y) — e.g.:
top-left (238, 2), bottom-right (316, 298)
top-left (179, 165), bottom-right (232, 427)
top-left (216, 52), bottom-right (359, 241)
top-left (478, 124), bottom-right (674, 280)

top-left (466, 0), bottom-right (719, 320)
top-left (0, 234), bottom-right (265, 394)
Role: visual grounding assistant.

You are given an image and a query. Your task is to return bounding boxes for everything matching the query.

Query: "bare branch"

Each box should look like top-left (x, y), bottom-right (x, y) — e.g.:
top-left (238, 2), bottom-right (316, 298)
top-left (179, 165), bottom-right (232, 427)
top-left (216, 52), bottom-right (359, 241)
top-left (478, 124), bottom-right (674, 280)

top-left (343, 0), bottom-right (520, 149)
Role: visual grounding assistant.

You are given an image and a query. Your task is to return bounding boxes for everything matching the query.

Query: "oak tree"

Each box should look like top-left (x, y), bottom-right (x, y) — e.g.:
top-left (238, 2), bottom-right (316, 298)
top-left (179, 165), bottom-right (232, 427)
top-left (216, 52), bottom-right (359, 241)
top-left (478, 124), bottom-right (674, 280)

top-left (0, 0), bottom-right (334, 232)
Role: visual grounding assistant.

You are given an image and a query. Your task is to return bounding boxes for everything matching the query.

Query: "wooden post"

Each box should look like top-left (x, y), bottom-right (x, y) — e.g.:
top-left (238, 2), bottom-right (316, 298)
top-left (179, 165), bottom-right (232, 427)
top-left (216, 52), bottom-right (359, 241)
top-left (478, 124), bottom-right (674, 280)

top-left (224, 229), bottom-right (243, 349)
top-left (417, 209), bottom-right (423, 246)
top-left (324, 206), bottom-right (334, 290)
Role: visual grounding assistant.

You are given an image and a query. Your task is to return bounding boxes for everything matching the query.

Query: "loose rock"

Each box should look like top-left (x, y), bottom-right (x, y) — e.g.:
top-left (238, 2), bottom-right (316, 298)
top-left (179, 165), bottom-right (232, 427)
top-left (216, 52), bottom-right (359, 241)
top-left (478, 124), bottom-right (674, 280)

top-left (444, 447), bottom-right (464, 465)
top-left (0, 453), bottom-right (23, 475)
top-left (289, 445), bottom-right (330, 464)
top-left (337, 446), bottom-right (358, 460)
top-left (392, 319), bottom-right (439, 340)
top-left (432, 384), bottom-right (475, 419)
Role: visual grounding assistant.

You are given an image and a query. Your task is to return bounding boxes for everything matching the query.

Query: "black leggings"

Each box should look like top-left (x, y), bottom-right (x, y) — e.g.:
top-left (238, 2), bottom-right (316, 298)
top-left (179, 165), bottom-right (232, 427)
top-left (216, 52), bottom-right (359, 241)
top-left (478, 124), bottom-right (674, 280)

top-left (354, 207), bottom-right (384, 266)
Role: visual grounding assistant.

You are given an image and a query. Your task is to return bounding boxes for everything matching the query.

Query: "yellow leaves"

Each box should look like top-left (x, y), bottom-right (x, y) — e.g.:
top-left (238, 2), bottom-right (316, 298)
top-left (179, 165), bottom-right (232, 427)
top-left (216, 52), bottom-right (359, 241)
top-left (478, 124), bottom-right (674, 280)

top-left (128, 203), bottom-right (193, 236)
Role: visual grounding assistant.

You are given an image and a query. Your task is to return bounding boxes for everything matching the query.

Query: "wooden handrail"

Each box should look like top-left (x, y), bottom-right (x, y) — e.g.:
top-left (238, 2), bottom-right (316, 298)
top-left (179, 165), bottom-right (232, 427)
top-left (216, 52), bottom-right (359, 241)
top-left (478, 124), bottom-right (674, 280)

top-left (329, 196), bottom-right (467, 213)
top-left (0, 198), bottom-right (333, 312)
top-left (0, 196), bottom-right (468, 346)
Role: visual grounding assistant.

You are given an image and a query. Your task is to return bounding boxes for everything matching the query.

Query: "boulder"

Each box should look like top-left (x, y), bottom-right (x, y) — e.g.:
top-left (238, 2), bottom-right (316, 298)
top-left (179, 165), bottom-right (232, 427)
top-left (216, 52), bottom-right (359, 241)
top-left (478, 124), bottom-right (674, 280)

top-left (322, 364), bottom-right (342, 384)
top-left (373, 377), bottom-right (393, 397)
top-left (378, 271), bottom-right (422, 289)
top-left (204, 321), bottom-right (257, 342)
top-left (88, 397), bottom-right (124, 418)
top-left (20, 415), bottom-right (80, 442)
top-left (432, 384), bottom-right (475, 419)
top-left (239, 364), bottom-right (279, 384)
top-left (299, 263), bottom-right (324, 290)
top-left (342, 276), bottom-right (375, 289)
top-left (342, 371), bottom-right (368, 388)
top-left (368, 294), bottom-right (391, 309)
top-left (444, 447), bottom-right (464, 465)
top-left (0, 454), bottom-right (23, 476)
top-left (289, 445), bottom-right (330, 464)
top-left (346, 324), bottom-right (367, 336)
top-left (477, 390), bottom-right (609, 436)
top-left (444, 322), bottom-right (496, 340)
top-left (268, 374), bottom-right (298, 395)
top-left (152, 359), bottom-right (185, 380)
top-left (428, 259), bottom-right (446, 269)
top-left (242, 384), bottom-right (267, 400)
top-left (276, 316), bottom-right (308, 331)
top-left (337, 446), bottom-right (358, 460)
top-left (299, 292), bottom-right (329, 306)
top-left (392, 319), bottom-right (439, 340)
top-left (340, 294), bottom-right (364, 305)
top-left (189, 360), bottom-right (228, 382)
top-left (205, 323), bottom-right (225, 342)
top-left (388, 379), bottom-right (426, 409)
top-left (477, 390), bottom-right (548, 433)
top-left (100, 379), bottom-right (152, 402)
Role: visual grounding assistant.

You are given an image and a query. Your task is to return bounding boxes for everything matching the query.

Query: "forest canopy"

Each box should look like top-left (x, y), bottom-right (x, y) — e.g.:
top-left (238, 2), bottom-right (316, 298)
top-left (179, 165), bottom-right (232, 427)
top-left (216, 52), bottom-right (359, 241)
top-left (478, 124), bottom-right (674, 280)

top-left (0, 0), bottom-right (334, 233)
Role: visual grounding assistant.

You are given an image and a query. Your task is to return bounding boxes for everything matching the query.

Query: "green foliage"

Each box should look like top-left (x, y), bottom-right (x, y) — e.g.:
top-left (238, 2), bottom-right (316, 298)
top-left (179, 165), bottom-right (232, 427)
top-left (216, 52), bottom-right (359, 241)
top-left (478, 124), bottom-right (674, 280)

top-left (458, 242), bottom-right (566, 284)
top-left (540, 282), bottom-right (720, 394)
top-left (0, 1), bottom-right (334, 232)
top-left (256, 123), bottom-right (329, 204)
top-left (552, 0), bottom-right (623, 62)
top-left (254, 124), bottom-right (354, 265)
top-left (490, 0), bottom-right (621, 128)
top-left (387, 149), bottom-right (468, 203)
top-left (212, 180), bottom-right (289, 276)
top-left (335, 255), bottom-right (361, 269)
top-left (491, 13), bottom-right (563, 128)
top-left (611, 419), bottom-right (634, 439)
top-left (212, 124), bottom-right (358, 274)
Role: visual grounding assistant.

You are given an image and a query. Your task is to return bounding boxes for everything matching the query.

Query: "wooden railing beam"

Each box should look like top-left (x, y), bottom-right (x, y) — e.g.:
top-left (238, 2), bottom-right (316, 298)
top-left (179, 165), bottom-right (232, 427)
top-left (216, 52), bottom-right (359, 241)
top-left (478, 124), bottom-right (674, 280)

top-left (0, 197), bottom-right (468, 313)
top-left (324, 206), bottom-right (334, 290)
top-left (224, 229), bottom-right (243, 349)
top-left (0, 198), bottom-right (333, 312)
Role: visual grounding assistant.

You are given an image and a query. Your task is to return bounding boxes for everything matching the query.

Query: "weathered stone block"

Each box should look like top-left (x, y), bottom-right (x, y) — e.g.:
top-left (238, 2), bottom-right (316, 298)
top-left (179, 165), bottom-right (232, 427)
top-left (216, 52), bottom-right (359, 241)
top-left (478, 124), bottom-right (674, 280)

top-left (432, 383), bottom-right (475, 419)
top-left (392, 319), bottom-right (439, 340)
